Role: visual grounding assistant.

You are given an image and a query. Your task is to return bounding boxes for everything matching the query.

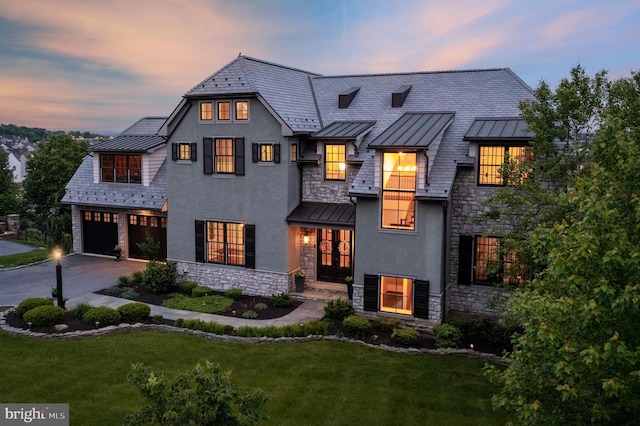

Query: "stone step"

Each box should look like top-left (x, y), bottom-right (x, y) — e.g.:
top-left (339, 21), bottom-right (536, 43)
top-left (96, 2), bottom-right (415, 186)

top-left (290, 281), bottom-right (349, 303)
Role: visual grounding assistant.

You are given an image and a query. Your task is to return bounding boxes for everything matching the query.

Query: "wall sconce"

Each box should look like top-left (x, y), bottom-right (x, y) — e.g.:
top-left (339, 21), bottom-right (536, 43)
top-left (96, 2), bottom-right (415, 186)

top-left (303, 235), bottom-right (311, 245)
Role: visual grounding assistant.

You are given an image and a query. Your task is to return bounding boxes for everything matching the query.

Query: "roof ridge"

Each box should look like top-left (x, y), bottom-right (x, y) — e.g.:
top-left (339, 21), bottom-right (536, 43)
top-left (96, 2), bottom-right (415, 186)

top-left (239, 55), bottom-right (323, 77)
top-left (314, 67), bottom-right (511, 80)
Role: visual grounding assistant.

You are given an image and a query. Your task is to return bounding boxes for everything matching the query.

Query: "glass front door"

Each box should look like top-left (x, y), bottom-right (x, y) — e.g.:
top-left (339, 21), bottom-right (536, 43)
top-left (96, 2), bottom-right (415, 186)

top-left (317, 228), bottom-right (352, 282)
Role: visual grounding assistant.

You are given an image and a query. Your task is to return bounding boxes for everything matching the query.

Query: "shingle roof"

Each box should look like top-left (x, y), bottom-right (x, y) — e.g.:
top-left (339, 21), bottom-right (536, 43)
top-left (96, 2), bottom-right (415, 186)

top-left (312, 121), bottom-right (375, 139)
top-left (464, 117), bottom-right (533, 141)
top-left (92, 117), bottom-right (167, 153)
top-left (286, 202), bottom-right (355, 227)
top-left (367, 112), bottom-right (454, 148)
top-left (185, 56), bottom-right (322, 133)
top-left (61, 156), bottom-right (167, 210)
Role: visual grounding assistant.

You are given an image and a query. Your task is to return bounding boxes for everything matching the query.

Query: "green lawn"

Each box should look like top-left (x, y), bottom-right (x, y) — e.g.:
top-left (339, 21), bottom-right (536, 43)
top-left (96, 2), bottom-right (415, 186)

top-left (0, 331), bottom-right (510, 425)
top-left (0, 248), bottom-right (49, 269)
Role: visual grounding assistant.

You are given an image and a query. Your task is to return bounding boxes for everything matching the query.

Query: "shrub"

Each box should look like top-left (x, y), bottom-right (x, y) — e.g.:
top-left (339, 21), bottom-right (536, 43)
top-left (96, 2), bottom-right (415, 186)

top-left (104, 286), bottom-right (124, 296)
top-left (242, 310), bottom-right (258, 319)
top-left (23, 305), bottom-right (65, 327)
top-left (152, 315), bottom-right (163, 323)
top-left (342, 315), bottom-right (371, 338)
top-left (118, 275), bottom-right (131, 288)
top-left (178, 281), bottom-right (198, 295)
top-left (71, 302), bottom-right (93, 319)
top-left (131, 271), bottom-right (144, 284)
top-left (175, 318), bottom-right (234, 335)
top-left (121, 288), bottom-right (139, 300)
top-left (142, 260), bottom-right (176, 294)
top-left (433, 323), bottom-right (462, 348)
top-left (271, 292), bottom-right (292, 308)
top-left (225, 288), bottom-right (243, 301)
top-left (83, 306), bottom-right (121, 326)
top-left (372, 316), bottom-right (402, 332)
top-left (391, 328), bottom-right (421, 347)
top-left (192, 286), bottom-right (212, 297)
top-left (456, 319), bottom-right (520, 351)
top-left (117, 303), bottom-right (151, 322)
top-left (16, 298), bottom-right (53, 318)
top-left (324, 299), bottom-right (355, 320)
top-left (254, 303), bottom-right (268, 311)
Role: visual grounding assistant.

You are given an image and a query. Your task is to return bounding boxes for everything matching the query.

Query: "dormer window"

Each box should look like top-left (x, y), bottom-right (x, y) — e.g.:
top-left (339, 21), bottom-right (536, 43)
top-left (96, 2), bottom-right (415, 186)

top-left (338, 87), bottom-right (360, 108)
top-left (100, 154), bottom-right (141, 184)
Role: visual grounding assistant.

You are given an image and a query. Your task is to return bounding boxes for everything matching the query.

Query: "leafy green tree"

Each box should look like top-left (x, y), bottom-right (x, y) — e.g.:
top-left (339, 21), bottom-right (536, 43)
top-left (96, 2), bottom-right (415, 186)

top-left (21, 134), bottom-right (88, 246)
top-left (486, 72), bottom-right (640, 424)
top-left (136, 231), bottom-right (161, 260)
top-left (125, 361), bottom-right (268, 425)
top-left (0, 149), bottom-right (20, 215)
top-left (481, 65), bottom-right (611, 283)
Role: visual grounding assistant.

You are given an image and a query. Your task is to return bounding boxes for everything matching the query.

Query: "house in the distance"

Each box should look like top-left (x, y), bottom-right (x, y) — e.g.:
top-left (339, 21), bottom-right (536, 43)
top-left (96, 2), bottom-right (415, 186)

top-left (65, 55), bottom-right (535, 328)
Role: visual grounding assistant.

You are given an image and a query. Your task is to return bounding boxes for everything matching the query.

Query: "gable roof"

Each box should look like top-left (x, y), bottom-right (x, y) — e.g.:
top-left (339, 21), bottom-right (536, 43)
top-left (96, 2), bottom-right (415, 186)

top-left (92, 117), bottom-right (167, 153)
top-left (185, 56), bottom-right (322, 133)
top-left (367, 112), bottom-right (454, 149)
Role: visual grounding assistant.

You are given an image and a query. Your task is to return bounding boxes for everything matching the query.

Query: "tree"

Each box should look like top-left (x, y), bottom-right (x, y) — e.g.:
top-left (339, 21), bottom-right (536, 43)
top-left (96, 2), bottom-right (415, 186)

top-left (486, 72), bottom-right (640, 424)
top-left (0, 149), bottom-right (20, 215)
top-left (124, 361), bottom-right (268, 425)
top-left (480, 65), bottom-right (611, 283)
top-left (21, 134), bottom-right (88, 246)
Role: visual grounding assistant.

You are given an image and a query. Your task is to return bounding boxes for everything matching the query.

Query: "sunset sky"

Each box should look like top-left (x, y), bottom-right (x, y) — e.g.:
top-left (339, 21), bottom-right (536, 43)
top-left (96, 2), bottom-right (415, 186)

top-left (1, 0), bottom-right (638, 134)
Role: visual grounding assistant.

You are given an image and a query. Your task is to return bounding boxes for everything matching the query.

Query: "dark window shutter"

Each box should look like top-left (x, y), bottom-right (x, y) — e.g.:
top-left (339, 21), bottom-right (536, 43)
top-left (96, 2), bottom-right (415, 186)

top-left (252, 143), bottom-right (259, 163)
top-left (171, 143), bottom-right (178, 161)
top-left (203, 138), bottom-right (213, 175)
top-left (235, 137), bottom-right (245, 176)
top-left (274, 143), bottom-right (281, 163)
top-left (458, 235), bottom-right (473, 285)
top-left (190, 143), bottom-right (197, 161)
top-left (245, 224), bottom-right (255, 269)
top-left (363, 274), bottom-right (379, 311)
top-left (195, 220), bottom-right (205, 263)
top-left (414, 279), bottom-right (429, 319)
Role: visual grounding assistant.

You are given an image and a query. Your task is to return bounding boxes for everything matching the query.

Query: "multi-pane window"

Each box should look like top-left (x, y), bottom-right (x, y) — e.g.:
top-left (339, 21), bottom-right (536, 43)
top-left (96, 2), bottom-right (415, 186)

top-left (235, 101), bottom-right (248, 120)
top-left (179, 143), bottom-right (191, 160)
top-left (217, 101), bottom-right (231, 121)
top-left (325, 144), bottom-right (346, 180)
top-left (381, 152), bottom-right (416, 229)
top-left (474, 236), bottom-right (517, 284)
top-left (215, 139), bottom-right (234, 173)
top-left (200, 102), bottom-right (213, 120)
top-left (478, 145), bottom-right (527, 185)
top-left (101, 154), bottom-right (141, 184)
top-left (206, 221), bottom-right (245, 266)
top-left (380, 276), bottom-right (413, 315)
top-left (290, 143), bottom-right (298, 162)
top-left (259, 144), bottom-right (273, 162)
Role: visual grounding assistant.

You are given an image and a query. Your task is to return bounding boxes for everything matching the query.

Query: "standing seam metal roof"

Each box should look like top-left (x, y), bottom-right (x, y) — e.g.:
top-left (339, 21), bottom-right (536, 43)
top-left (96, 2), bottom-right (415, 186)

top-left (311, 121), bottom-right (375, 139)
top-left (464, 118), bottom-right (533, 140)
top-left (368, 112), bottom-right (455, 148)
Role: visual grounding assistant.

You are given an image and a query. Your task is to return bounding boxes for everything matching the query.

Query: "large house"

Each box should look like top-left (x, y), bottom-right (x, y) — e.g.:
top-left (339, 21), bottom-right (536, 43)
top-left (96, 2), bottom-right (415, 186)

top-left (63, 55), bottom-right (534, 328)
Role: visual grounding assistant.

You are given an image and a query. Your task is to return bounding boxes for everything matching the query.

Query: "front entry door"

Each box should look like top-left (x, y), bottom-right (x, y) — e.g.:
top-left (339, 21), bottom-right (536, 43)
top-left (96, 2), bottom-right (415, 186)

top-left (317, 229), bottom-right (352, 282)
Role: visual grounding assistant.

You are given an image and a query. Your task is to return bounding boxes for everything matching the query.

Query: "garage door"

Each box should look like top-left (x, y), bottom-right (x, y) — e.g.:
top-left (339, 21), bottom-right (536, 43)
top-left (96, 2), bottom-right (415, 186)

top-left (82, 211), bottom-right (118, 256)
top-left (127, 214), bottom-right (167, 260)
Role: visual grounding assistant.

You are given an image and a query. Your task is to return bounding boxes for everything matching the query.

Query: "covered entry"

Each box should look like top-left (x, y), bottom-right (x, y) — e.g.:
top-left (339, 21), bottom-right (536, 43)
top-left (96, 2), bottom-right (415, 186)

top-left (317, 228), bottom-right (352, 281)
top-left (82, 210), bottom-right (118, 256)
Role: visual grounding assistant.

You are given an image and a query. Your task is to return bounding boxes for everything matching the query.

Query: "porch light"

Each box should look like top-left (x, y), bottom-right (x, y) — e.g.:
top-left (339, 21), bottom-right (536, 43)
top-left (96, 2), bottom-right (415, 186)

top-left (303, 235), bottom-right (311, 245)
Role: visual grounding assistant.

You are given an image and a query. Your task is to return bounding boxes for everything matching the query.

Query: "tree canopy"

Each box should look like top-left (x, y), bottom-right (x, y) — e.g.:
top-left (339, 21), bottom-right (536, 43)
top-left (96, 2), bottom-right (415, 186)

top-left (486, 70), bottom-right (640, 424)
top-left (0, 148), bottom-right (20, 216)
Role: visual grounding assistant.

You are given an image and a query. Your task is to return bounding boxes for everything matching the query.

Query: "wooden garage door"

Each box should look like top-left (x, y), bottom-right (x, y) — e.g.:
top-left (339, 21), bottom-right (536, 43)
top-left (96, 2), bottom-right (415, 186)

top-left (82, 211), bottom-right (118, 256)
top-left (127, 214), bottom-right (167, 260)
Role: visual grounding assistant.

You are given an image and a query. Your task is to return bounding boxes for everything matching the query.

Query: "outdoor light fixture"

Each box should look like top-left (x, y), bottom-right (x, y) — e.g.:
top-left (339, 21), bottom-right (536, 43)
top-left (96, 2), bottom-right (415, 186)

top-left (53, 247), bottom-right (64, 309)
top-left (303, 235), bottom-right (311, 245)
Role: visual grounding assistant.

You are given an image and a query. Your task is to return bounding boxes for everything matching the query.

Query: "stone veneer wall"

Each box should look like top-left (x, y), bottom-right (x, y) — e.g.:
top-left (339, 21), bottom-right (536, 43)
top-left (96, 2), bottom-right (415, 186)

top-left (302, 165), bottom-right (357, 203)
top-left (70, 205), bottom-right (82, 254)
top-left (299, 228), bottom-right (316, 281)
top-left (447, 167), bottom-right (512, 318)
top-left (175, 261), bottom-right (292, 297)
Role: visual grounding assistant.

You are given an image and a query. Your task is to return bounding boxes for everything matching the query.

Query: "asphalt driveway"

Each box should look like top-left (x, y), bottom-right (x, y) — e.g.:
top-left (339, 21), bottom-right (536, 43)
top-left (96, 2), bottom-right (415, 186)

top-left (0, 254), bottom-right (146, 307)
top-left (0, 240), bottom-right (39, 256)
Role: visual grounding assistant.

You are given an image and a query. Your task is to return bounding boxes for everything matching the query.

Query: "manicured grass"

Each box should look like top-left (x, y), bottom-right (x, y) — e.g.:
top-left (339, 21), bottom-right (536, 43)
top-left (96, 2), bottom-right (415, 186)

top-left (161, 293), bottom-right (234, 313)
top-left (0, 331), bottom-right (510, 425)
top-left (0, 248), bottom-right (49, 269)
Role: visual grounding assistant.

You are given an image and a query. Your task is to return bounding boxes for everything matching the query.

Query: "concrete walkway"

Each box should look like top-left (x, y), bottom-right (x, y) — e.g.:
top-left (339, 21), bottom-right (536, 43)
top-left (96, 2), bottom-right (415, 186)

top-left (67, 293), bottom-right (327, 327)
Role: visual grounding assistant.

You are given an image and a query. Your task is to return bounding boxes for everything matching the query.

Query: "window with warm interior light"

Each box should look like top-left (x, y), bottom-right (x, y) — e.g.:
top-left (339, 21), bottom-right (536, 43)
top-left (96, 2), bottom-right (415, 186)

top-left (101, 154), bottom-right (141, 184)
top-left (474, 236), bottom-right (517, 285)
top-left (478, 145), bottom-right (528, 185)
top-left (207, 221), bottom-right (245, 266)
top-left (215, 139), bottom-right (234, 173)
top-left (217, 101), bottom-right (230, 121)
top-left (290, 143), bottom-right (298, 162)
top-left (235, 101), bottom-right (249, 120)
top-left (325, 144), bottom-right (346, 180)
top-left (200, 102), bottom-right (212, 121)
top-left (380, 276), bottom-right (413, 315)
top-left (259, 144), bottom-right (273, 162)
top-left (381, 152), bottom-right (416, 229)
top-left (179, 143), bottom-right (191, 160)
